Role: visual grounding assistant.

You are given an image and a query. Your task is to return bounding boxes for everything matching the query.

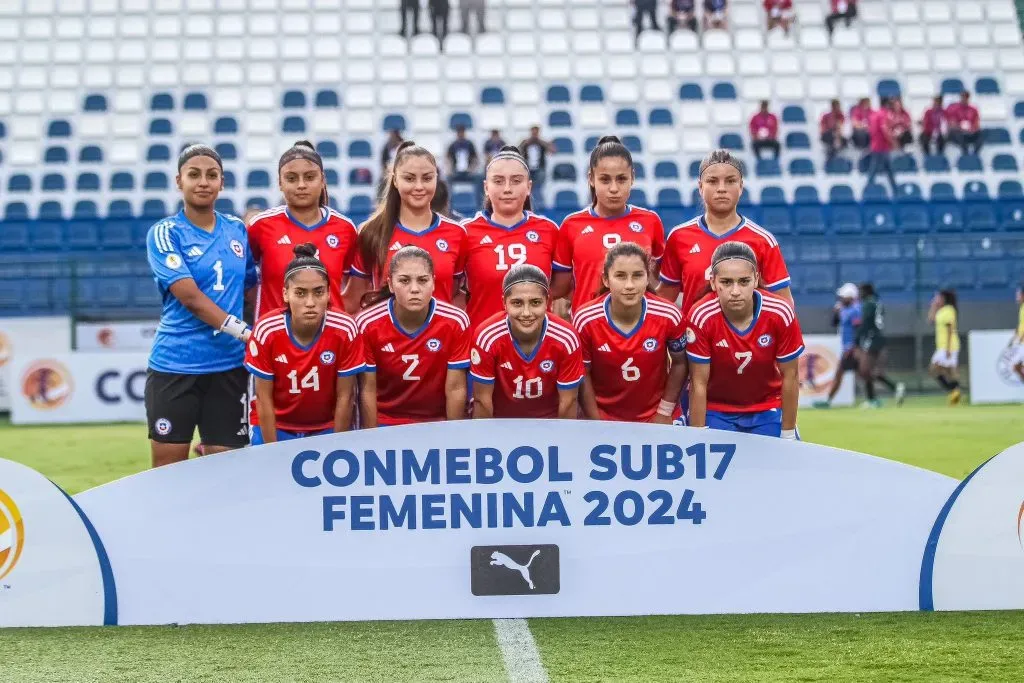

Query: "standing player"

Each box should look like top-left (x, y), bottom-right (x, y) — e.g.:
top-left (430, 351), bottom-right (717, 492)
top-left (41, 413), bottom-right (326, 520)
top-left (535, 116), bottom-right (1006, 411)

top-left (356, 247), bottom-right (471, 426)
top-left (928, 288), bottom-right (962, 405)
top-left (657, 149), bottom-right (793, 320)
top-left (471, 265), bottom-right (584, 418)
top-left (574, 243), bottom-right (688, 423)
top-left (1010, 285), bottom-right (1024, 383)
top-left (550, 136), bottom-right (665, 313)
top-left (244, 245), bottom-right (363, 444)
top-left (145, 145), bottom-right (258, 467)
top-left (686, 243), bottom-right (804, 438)
top-left (854, 283), bottom-right (901, 408)
top-left (816, 283), bottom-right (863, 407)
top-left (248, 141), bottom-right (359, 318)
top-left (462, 146), bottom-right (559, 330)
top-left (344, 141), bottom-right (468, 311)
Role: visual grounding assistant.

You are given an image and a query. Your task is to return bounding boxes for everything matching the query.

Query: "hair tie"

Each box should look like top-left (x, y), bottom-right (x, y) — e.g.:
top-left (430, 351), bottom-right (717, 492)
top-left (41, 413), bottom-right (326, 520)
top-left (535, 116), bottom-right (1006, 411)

top-left (284, 263), bottom-right (328, 281)
top-left (486, 151), bottom-right (530, 175)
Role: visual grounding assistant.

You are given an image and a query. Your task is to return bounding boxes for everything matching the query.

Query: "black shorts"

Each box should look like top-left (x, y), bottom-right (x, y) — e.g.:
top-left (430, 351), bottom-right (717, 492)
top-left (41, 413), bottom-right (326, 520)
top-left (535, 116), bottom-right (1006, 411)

top-left (145, 367), bottom-right (249, 447)
top-left (859, 336), bottom-right (886, 357)
top-left (839, 348), bottom-right (859, 372)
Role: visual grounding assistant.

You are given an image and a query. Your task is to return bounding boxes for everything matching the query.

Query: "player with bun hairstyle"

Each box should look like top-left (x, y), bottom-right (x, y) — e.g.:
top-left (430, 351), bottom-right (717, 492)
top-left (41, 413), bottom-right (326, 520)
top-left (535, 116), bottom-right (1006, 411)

top-left (355, 246), bottom-right (472, 426)
top-left (462, 145), bottom-right (560, 329)
top-left (471, 265), bottom-right (584, 418)
top-left (344, 141), bottom-right (468, 311)
top-left (574, 242), bottom-right (688, 423)
top-left (144, 144), bottom-right (259, 467)
top-left (550, 135), bottom-right (665, 313)
top-left (686, 242), bottom-right (804, 438)
top-left (248, 141), bottom-right (359, 319)
top-left (244, 244), bottom-right (363, 444)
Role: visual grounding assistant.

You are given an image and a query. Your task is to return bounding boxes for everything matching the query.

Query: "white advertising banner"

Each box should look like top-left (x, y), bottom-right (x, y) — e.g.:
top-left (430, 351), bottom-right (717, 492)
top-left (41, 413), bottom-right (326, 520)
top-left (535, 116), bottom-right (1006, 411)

top-left (968, 330), bottom-right (1024, 405)
top-left (8, 352), bottom-right (148, 425)
top-left (797, 334), bottom-right (855, 407)
top-left (76, 321), bottom-right (158, 352)
top-left (0, 317), bottom-right (72, 412)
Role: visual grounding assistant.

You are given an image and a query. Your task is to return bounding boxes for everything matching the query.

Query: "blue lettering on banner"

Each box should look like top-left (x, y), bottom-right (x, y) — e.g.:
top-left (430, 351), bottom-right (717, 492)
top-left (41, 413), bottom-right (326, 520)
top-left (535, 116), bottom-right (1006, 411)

top-left (95, 369), bottom-right (146, 404)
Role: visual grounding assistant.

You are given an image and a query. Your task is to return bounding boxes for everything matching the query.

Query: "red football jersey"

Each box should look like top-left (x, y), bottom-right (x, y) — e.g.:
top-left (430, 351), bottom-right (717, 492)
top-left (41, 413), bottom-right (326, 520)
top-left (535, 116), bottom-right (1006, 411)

top-left (685, 290), bottom-right (804, 413)
top-left (244, 308), bottom-right (364, 431)
top-left (660, 215), bottom-right (792, 319)
top-left (355, 298), bottom-right (472, 425)
top-left (573, 293), bottom-right (687, 422)
top-left (349, 214), bottom-right (468, 303)
top-left (470, 313), bottom-right (584, 418)
top-left (462, 211), bottom-right (560, 330)
top-left (248, 206), bottom-right (359, 318)
top-left (553, 205), bottom-right (665, 312)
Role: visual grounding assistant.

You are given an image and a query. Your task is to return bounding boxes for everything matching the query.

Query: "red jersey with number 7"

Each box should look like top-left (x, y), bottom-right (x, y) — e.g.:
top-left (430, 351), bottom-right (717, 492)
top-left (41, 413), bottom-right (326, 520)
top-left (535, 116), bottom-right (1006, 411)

top-left (355, 298), bottom-right (472, 425)
top-left (685, 290), bottom-right (804, 413)
top-left (244, 308), bottom-right (365, 431)
top-left (470, 313), bottom-right (584, 418)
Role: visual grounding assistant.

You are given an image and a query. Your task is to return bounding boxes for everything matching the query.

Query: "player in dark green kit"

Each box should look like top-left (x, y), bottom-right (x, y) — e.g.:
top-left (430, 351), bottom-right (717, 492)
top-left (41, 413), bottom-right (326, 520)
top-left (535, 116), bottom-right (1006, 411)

top-left (855, 283), bottom-right (904, 408)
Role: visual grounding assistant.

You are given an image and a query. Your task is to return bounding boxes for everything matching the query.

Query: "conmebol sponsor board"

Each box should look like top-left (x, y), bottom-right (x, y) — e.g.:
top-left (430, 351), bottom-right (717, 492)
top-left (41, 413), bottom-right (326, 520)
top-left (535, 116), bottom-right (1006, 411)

top-left (0, 317), bottom-right (72, 411)
top-left (968, 330), bottom-right (1024, 404)
top-left (76, 321), bottom-right (158, 352)
top-left (8, 352), bottom-right (148, 425)
top-left (797, 334), bottom-right (854, 407)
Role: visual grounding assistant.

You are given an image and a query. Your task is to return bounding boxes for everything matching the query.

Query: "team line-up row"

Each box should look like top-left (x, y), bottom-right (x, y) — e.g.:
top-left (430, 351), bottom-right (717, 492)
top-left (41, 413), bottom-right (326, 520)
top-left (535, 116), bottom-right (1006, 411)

top-left (142, 138), bottom-right (800, 468)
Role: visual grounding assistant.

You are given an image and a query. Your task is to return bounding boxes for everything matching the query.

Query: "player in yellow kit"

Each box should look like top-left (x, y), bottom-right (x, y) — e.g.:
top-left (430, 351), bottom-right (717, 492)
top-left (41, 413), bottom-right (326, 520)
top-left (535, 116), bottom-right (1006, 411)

top-left (927, 289), bottom-right (961, 404)
top-left (1011, 285), bottom-right (1024, 383)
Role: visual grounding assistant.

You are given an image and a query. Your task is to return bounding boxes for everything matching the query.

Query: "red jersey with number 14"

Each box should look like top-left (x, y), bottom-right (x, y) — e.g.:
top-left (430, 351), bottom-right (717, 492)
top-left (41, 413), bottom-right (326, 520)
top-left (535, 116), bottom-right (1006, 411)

top-left (470, 314), bottom-right (584, 418)
top-left (244, 308), bottom-right (364, 431)
top-left (356, 298), bottom-right (472, 425)
top-left (462, 211), bottom-right (560, 330)
top-left (553, 205), bottom-right (665, 312)
top-left (685, 290), bottom-right (804, 413)
top-left (573, 293), bottom-right (686, 422)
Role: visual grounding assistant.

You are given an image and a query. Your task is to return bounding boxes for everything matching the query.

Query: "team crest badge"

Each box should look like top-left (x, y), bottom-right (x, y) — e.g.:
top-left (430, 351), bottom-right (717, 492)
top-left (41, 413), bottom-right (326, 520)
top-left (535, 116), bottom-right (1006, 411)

top-left (471, 348), bottom-right (482, 365)
top-left (758, 334), bottom-right (773, 347)
top-left (165, 253), bottom-right (182, 270)
top-left (436, 239), bottom-right (449, 252)
top-left (686, 328), bottom-right (697, 344)
top-left (230, 239), bottom-right (245, 258)
top-left (526, 230), bottom-right (540, 243)
top-left (155, 418), bottom-right (172, 436)
top-left (629, 221), bottom-right (643, 233)
top-left (643, 337), bottom-right (659, 352)
top-left (320, 351), bottom-right (336, 365)
top-left (248, 340), bottom-right (258, 356)
top-left (326, 234), bottom-right (339, 249)
top-left (426, 338), bottom-right (442, 352)
top-left (540, 360), bottom-right (554, 372)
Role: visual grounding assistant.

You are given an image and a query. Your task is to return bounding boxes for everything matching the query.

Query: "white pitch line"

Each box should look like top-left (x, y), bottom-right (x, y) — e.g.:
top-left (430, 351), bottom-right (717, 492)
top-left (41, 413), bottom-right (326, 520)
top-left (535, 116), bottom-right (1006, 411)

top-left (493, 618), bottom-right (549, 683)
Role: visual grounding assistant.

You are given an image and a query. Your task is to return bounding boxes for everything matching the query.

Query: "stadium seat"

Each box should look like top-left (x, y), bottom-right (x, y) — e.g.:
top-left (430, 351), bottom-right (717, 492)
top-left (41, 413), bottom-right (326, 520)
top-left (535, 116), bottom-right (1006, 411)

top-left (863, 184), bottom-right (891, 203)
top-left (549, 111), bottom-right (572, 128)
top-left (552, 163), bottom-right (577, 181)
top-left (629, 189), bottom-right (648, 207)
top-left (941, 78), bottom-right (965, 95)
top-left (956, 155), bottom-right (983, 172)
top-left (898, 205), bottom-right (931, 233)
top-left (283, 91), bottom-right (306, 108)
top-left (151, 93), bottom-right (174, 110)
top-left (932, 204), bottom-right (964, 232)
top-left (480, 87), bottom-right (505, 104)
top-left (924, 155), bottom-right (951, 173)
top-left (147, 144), bottom-right (171, 162)
top-left (149, 119), bottom-right (172, 136)
top-left (382, 114), bottom-right (406, 131)
top-left (825, 158), bottom-right (853, 175)
top-left (348, 140), bottom-right (372, 158)
top-left (547, 85), bottom-right (570, 103)
top-left (315, 90), bottom-right (340, 108)
top-left (976, 77), bottom-right (1000, 95)
top-left (45, 146), bottom-right (69, 164)
top-left (966, 203), bottom-right (998, 231)
top-left (863, 205), bottom-right (897, 234)
top-left (793, 186), bottom-right (820, 205)
top-left (247, 170), bottom-right (271, 188)
top-left (648, 108), bottom-right (673, 126)
top-left (83, 94), bottom-right (107, 111)
top-left (633, 163), bottom-right (646, 180)
top-left (788, 158), bottom-right (815, 176)
top-left (711, 82), bottom-right (737, 100)
top-left (998, 180), bottom-right (1024, 199)
top-left (282, 116), bottom-right (306, 133)
top-left (41, 174), bottom-right (66, 192)
top-left (992, 154), bottom-right (1019, 172)
top-left (214, 117), bottom-right (238, 134)
top-left (781, 106), bottom-right (806, 123)
top-left (829, 205), bottom-right (862, 234)
top-left (580, 85), bottom-right (604, 102)
top-left (79, 146), bottom-right (103, 163)
top-left (984, 128), bottom-right (1012, 146)
top-left (1001, 204), bottom-right (1024, 231)
top-left (76, 173), bottom-right (100, 191)
top-left (183, 93), bottom-right (208, 110)
top-left (654, 161), bottom-right (679, 179)
top-left (73, 201), bottom-right (98, 219)
top-left (142, 199), bottom-right (168, 218)
top-left (553, 137), bottom-right (574, 155)
top-left (449, 113), bottom-right (473, 130)
top-left (616, 109), bottom-right (640, 126)
top-left (110, 172), bottom-right (134, 191)
top-left (107, 200), bottom-right (132, 219)
top-left (144, 172), bottom-right (168, 190)
top-left (892, 155), bottom-right (919, 174)
top-left (222, 171), bottom-right (236, 190)
top-left (785, 132), bottom-right (810, 150)
top-left (756, 159), bottom-right (781, 177)
top-left (555, 190), bottom-right (580, 210)
top-left (877, 79), bottom-right (901, 98)
top-left (47, 120), bottom-right (72, 138)
top-left (679, 83), bottom-right (704, 100)
top-left (930, 183), bottom-right (957, 202)
top-left (719, 133), bottom-right (744, 150)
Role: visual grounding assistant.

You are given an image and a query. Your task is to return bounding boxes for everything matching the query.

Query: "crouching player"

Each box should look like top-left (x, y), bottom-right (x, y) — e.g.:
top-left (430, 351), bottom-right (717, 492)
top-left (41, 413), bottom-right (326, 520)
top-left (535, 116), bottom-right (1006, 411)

top-left (244, 244), bottom-right (364, 444)
top-left (686, 242), bottom-right (804, 439)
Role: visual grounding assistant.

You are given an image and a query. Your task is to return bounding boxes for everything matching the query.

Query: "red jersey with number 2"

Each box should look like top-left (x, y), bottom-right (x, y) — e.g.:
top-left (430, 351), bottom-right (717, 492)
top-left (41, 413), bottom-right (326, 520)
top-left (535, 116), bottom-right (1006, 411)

top-left (553, 205), bottom-right (665, 312)
top-left (470, 313), bottom-right (584, 418)
top-left (685, 290), bottom-right (804, 413)
top-left (244, 309), bottom-right (364, 431)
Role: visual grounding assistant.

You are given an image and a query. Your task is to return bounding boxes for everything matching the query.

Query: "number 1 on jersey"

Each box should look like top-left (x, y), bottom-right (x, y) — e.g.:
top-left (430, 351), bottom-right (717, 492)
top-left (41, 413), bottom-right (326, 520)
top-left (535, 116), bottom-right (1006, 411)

top-left (513, 375), bottom-right (543, 399)
top-left (212, 259), bottom-right (225, 291)
top-left (287, 367), bottom-right (320, 393)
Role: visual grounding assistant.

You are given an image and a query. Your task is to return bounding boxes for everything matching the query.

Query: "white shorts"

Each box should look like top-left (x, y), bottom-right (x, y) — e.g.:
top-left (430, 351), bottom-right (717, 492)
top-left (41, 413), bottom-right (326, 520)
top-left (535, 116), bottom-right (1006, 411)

top-left (930, 349), bottom-right (959, 369)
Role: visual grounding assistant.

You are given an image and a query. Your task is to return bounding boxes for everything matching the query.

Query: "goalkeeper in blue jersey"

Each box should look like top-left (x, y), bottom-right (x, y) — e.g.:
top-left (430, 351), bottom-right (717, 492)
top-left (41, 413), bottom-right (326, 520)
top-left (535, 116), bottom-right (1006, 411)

top-left (144, 145), bottom-right (259, 468)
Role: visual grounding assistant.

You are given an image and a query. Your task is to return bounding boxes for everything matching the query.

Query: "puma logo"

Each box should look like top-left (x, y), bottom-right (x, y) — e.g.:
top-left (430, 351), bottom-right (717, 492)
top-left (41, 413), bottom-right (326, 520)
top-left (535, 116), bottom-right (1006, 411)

top-left (490, 550), bottom-right (541, 590)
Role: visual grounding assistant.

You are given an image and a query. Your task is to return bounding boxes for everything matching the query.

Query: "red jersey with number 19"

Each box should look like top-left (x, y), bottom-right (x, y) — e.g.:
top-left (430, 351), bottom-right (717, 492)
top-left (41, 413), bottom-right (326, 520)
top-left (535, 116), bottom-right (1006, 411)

top-left (573, 293), bottom-right (687, 422)
top-left (553, 205), bottom-right (665, 312)
top-left (462, 211), bottom-right (560, 330)
top-left (244, 309), bottom-right (364, 431)
top-left (470, 314), bottom-right (584, 418)
top-left (685, 290), bottom-right (804, 413)
top-left (356, 298), bottom-right (472, 425)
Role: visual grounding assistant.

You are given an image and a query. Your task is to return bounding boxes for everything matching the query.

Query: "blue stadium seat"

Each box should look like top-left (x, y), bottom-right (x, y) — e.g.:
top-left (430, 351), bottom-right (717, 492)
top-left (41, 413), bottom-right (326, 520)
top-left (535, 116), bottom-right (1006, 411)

top-left (863, 205), bottom-right (897, 234)
top-left (45, 146), bottom-right (69, 164)
top-left (325, 169), bottom-right (340, 186)
top-left (348, 140), bottom-right (372, 158)
top-left (760, 186), bottom-right (786, 205)
top-left (215, 142), bottom-right (237, 160)
top-left (247, 170), bottom-right (271, 188)
top-left (214, 117), bottom-right (238, 134)
top-left (794, 186), bottom-right (820, 205)
top-left (977, 260), bottom-right (1012, 289)
top-left (648, 108), bottom-right (673, 126)
top-left (74, 200), bottom-right (98, 219)
top-left (941, 78), bottom-right (965, 95)
top-left (896, 183), bottom-right (924, 203)
top-left (452, 192), bottom-right (476, 216)
top-left (37, 201), bottom-right (62, 220)
top-left (793, 206), bottom-right (825, 235)
top-left (282, 116), bottom-right (306, 133)
top-left (785, 132), bottom-right (810, 149)
top-left (79, 146), bottom-right (103, 163)
top-left (829, 205), bottom-right (862, 234)
top-left (1019, 128), bottom-right (1024, 145)
top-left (1015, 101), bottom-right (1024, 118)
top-left (7, 174), bottom-right (31, 193)
top-left (315, 90), bottom-right (340, 108)
top-left (629, 189), bottom-right (648, 207)
top-left (762, 207), bottom-right (794, 234)
top-left (0, 217), bottom-right (29, 251)
top-left (654, 161), bottom-right (679, 179)
top-left (877, 79), bottom-right (901, 99)
top-left (756, 159), bottom-right (781, 177)
top-left (47, 120), bottom-right (71, 138)
top-left (719, 133), bottom-right (744, 150)
top-left (874, 263), bottom-right (908, 292)
top-left (147, 144), bottom-right (171, 162)
top-left (657, 188), bottom-right (683, 207)
top-left (552, 163), bottom-right (577, 181)
top-left (42, 173), bottom-right (66, 192)
top-left (711, 82), bottom-right (737, 100)
top-left (29, 217), bottom-right (64, 250)
top-left (687, 160), bottom-right (702, 179)
top-left (892, 155), bottom-right (918, 173)
top-left (480, 87), bottom-right (505, 104)
top-left (67, 219), bottom-right (98, 249)
top-left (83, 94), bottom-right (107, 111)
top-left (107, 200), bottom-right (132, 218)
top-left (984, 128), bottom-right (1011, 146)
top-left (863, 184), bottom-right (891, 203)
top-left (142, 199), bottom-right (167, 218)
top-left (151, 93), bottom-right (174, 110)
top-left (825, 158), bottom-right (852, 175)
top-left (549, 110), bottom-right (572, 128)
top-left (317, 141), bottom-right (339, 159)
top-left (1002, 204), bottom-right (1024, 231)
top-left (781, 105), bottom-right (806, 123)
top-left (932, 204), bottom-right (964, 232)
top-left (0, 121), bottom-right (5, 139)
top-left (966, 203), bottom-right (998, 231)
top-left (992, 154), bottom-right (1018, 172)
top-left (930, 183), bottom-right (957, 202)
top-left (924, 155), bottom-right (951, 173)
top-left (382, 114), bottom-right (406, 131)
top-left (792, 265), bottom-right (836, 293)
top-left (942, 261), bottom-right (977, 289)
top-left (4, 202), bottom-right (29, 220)
top-left (283, 90), bottom-right (306, 108)
top-left (957, 155), bottom-right (983, 172)
top-left (149, 118), bottom-right (172, 135)
top-left (76, 172), bottom-right (99, 191)
top-left (553, 137), bottom-right (574, 154)
top-left (584, 136), bottom-right (600, 152)
top-left (555, 190), bottom-right (580, 210)
top-left (100, 217), bottom-right (133, 249)
top-left (144, 172), bottom-right (169, 190)
top-left (828, 185), bottom-right (856, 204)
top-left (110, 172), bottom-right (134, 191)
top-left (623, 135), bottom-right (642, 153)
top-left (788, 158), bottom-right (815, 176)
top-left (0, 281), bottom-right (25, 312)
top-left (964, 181), bottom-right (991, 201)
top-left (615, 109), bottom-right (640, 126)
top-left (214, 198), bottom-right (236, 215)
top-left (580, 85), bottom-right (604, 102)
top-left (547, 85), bottom-right (570, 103)
top-left (348, 195), bottom-right (373, 215)
top-left (247, 197), bottom-right (270, 211)
top-left (898, 205), bottom-right (930, 233)
top-left (633, 163), bottom-right (645, 179)
top-left (856, 154), bottom-right (872, 174)
top-left (449, 112), bottom-right (473, 130)
top-left (998, 180), bottom-right (1024, 199)
top-left (183, 92), bottom-right (207, 110)
top-left (976, 77), bottom-right (1000, 95)
top-left (222, 170), bottom-right (236, 189)
top-left (679, 83), bottom-right (704, 100)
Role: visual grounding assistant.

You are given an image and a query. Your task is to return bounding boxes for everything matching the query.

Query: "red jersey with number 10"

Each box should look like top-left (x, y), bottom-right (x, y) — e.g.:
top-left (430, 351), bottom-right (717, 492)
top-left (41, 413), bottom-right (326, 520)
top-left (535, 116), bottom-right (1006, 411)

top-left (573, 293), bottom-right (687, 422)
top-left (553, 205), bottom-right (665, 312)
top-left (685, 290), bottom-right (804, 413)
top-left (244, 308), bottom-right (364, 431)
top-left (462, 211), bottom-right (560, 330)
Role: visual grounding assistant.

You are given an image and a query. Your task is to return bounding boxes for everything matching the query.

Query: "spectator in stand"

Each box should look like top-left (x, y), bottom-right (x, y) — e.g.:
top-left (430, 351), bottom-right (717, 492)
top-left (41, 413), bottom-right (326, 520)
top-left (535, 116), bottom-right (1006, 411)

top-left (429, 0), bottom-right (449, 44)
top-left (946, 90), bottom-right (983, 155)
top-left (820, 99), bottom-right (847, 161)
top-left (764, 0), bottom-right (795, 35)
top-left (398, 0), bottom-right (421, 38)
top-left (667, 0), bottom-right (699, 35)
top-left (704, 0), bottom-right (729, 30)
top-left (889, 98), bottom-right (913, 152)
top-left (519, 125), bottom-right (556, 209)
top-left (825, 0), bottom-right (857, 38)
top-left (483, 129), bottom-right (506, 164)
top-left (459, 0), bottom-right (487, 35)
top-left (432, 179), bottom-right (465, 222)
top-left (446, 125), bottom-right (479, 183)
top-left (867, 98), bottom-right (898, 194)
top-left (749, 100), bottom-right (780, 160)
top-left (919, 95), bottom-right (947, 156)
top-left (379, 129), bottom-right (406, 199)
top-left (849, 97), bottom-right (873, 150)
top-left (632, 0), bottom-right (661, 39)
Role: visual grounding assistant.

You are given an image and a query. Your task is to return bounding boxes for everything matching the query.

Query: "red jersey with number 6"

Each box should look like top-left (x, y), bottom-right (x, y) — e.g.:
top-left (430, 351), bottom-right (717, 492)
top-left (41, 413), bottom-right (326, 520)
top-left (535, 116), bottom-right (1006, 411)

top-left (462, 211), bottom-right (560, 330)
top-left (685, 290), bottom-right (804, 413)
top-left (470, 314), bottom-right (584, 418)
top-left (553, 205), bottom-right (665, 312)
top-left (573, 293), bottom-right (687, 422)
top-left (244, 309), bottom-right (364, 431)
top-left (355, 298), bottom-right (472, 425)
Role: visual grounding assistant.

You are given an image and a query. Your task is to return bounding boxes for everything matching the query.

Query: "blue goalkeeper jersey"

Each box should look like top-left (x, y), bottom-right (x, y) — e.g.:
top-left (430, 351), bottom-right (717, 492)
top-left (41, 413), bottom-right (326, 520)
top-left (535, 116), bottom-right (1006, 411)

top-left (146, 210), bottom-right (259, 374)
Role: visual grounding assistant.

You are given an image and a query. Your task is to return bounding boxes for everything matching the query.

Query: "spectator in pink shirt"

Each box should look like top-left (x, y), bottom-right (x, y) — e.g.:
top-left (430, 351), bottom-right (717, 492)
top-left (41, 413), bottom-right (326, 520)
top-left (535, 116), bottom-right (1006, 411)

top-left (945, 90), bottom-right (983, 155)
top-left (866, 98), bottom-right (897, 194)
top-left (919, 95), bottom-right (947, 156)
top-left (820, 99), bottom-right (847, 160)
top-left (749, 100), bottom-right (780, 160)
top-left (826, 0), bottom-right (857, 38)
top-left (889, 98), bottom-right (913, 152)
top-left (849, 97), bottom-right (873, 150)
top-left (764, 0), bottom-right (794, 35)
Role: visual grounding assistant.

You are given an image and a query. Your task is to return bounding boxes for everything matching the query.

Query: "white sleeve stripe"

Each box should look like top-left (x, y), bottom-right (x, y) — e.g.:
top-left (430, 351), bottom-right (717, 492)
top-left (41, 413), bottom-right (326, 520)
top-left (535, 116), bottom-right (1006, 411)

top-left (154, 224), bottom-right (172, 253)
top-left (572, 311), bottom-right (604, 331)
top-left (252, 314), bottom-right (286, 335)
top-left (763, 277), bottom-right (791, 288)
top-left (547, 326), bottom-right (580, 353)
top-left (743, 222), bottom-right (779, 247)
top-left (478, 326), bottom-right (509, 351)
top-left (255, 322), bottom-right (287, 344)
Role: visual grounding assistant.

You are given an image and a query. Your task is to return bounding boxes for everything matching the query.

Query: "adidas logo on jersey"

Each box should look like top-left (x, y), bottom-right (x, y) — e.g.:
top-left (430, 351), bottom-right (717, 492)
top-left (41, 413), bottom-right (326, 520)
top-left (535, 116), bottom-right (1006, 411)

top-left (389, 242), bottom-right (403, 251)
top-left (582, 226), bottom-right (595, 235)
top-left (690, 244), bottom-right (701, 254)
top-left (187, 247), bottom-right (203, 257)
top-left (500, 361), bottom-right (514, 370)
top-left (381, 343), bottom-right (395, 353)
top-left (598, 343), bottom-right (612, 352)
top-left (275, 354), bottom-right (289, 363)
top-left (716, 340), bottom-right (729, 348)
top-left (277, 235), bottom-right (292, 245)
top-left (480, 235), bottom-right (493, 244)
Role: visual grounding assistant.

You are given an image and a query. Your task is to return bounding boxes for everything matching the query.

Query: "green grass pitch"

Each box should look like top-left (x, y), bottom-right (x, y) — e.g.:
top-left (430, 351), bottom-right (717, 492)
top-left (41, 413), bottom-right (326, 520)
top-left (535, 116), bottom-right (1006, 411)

top-left (1, 397), bottom-right (1023, 682)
